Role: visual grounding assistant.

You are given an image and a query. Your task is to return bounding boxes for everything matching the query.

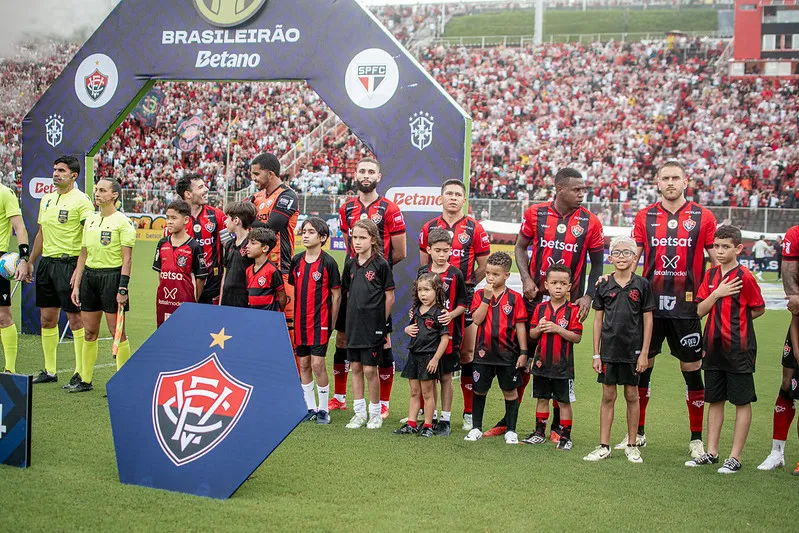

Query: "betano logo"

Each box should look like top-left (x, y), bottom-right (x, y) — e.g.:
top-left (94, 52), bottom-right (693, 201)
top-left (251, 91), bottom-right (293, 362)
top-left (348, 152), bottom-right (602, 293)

top-left (193, 0), bottom-right (268, 28)
top-left (386, 187), bottom-right (442, 212)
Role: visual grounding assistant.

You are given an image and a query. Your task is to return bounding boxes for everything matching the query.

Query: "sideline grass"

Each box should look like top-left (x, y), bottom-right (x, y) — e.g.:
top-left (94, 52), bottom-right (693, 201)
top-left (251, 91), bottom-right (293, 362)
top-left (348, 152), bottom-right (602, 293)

top-left (1, 242), bottom-right (794, 531)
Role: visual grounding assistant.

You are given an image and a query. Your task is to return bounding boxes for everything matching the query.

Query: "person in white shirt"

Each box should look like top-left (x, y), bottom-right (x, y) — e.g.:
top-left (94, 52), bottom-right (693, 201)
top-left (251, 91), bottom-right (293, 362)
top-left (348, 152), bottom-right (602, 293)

top-left (751, 235), bottom-right (773, 281)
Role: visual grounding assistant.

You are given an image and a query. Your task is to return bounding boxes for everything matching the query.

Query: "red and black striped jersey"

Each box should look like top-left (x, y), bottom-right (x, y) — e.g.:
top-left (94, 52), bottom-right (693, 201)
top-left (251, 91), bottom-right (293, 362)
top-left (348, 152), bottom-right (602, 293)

top-left (530, 301), bottom-right (582, 379)
top-left (471, 288), bottom-right (527, 366)
top-left (520, 202), bottom-right (604, 301)
top-left (165, 205), bottom-right (226, 280)
top-left (251, 184), bottom-right (299, 275)
top-left (288, 251), bottom-right (342, 347)
top-left (633, 201), bottom-right (716, 318)
top-left (782, 225), bottom-right (799, 261)
top-left (339, 195), bottom-right (406, 266)
top-left (696, 265), bottom-right (764, 373)
top-left (245, 261), bottom-right (284, 311)
top-left (418, 215), bottom-right (490, 285)
top-left (153, 236), bottom-right (208, 307)
top-left (417, 264), bottom-right (468, 353)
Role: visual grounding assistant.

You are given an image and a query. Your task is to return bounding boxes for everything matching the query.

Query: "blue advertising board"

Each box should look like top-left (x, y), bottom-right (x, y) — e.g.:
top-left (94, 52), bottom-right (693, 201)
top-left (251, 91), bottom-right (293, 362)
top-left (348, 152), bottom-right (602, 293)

top-left (0, 373), bottom-right (33, 468)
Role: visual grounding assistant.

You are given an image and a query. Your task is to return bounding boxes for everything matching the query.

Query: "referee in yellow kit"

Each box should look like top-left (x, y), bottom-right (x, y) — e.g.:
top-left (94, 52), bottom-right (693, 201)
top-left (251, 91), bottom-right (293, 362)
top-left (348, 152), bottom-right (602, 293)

top-left (0, 181), bottom-right (30, 373)
top-left (69, 178), bottom-right (135, 392)
top-left (27, 156), bottom-right (95, 385)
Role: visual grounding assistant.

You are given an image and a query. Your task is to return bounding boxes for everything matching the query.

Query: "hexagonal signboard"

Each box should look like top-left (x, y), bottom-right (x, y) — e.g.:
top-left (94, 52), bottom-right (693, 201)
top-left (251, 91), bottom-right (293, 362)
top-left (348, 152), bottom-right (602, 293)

top-left (106, 303), bottom-right (305, 499)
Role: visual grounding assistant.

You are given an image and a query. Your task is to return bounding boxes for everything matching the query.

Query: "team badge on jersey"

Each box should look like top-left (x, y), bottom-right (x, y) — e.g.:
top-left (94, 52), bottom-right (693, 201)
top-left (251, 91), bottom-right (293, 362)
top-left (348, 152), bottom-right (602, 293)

top-left (359, 213), bottom-right (368, 220)
top-left (557, 223), bottom-right (567, 234)
top-left (371, 213), bottom-right (383, 224)
top-left (194, 224), bottom-right (202, 234)
top-left (683, 219), bottom-right (696, 232)
top-left (265, 199), bottom-right (273, 208)
top-left (503, 304), bottom-right (512, 315)
top-left (365, 270), bottom-right (376, 281)
top-left (424, 318), bottom-right (435, 329)
top-left (258, 276), bottom-right (266, 287)
top-left (100, 231), bottom-right (112, 246)
top-left (667, 219), bottom-right (678, 230)
top-left (571, 225), bottom-right (584, 238)
top-left (205, 222), bottom-right (216, 233)
top-left (629, 289), bottom-right (640, 302)
top-left (312, 271), bottom-right (322, 282)
top-left (58, 210), bottom-right (69, 223)
top-left (153, 354), bottom-right (253, 467)
top-left (558, 318), bottom-right (568, 328)
top-left (442, 282), bottom-right (449, 291)
top-left (458, 233), bottom-right (470, 244)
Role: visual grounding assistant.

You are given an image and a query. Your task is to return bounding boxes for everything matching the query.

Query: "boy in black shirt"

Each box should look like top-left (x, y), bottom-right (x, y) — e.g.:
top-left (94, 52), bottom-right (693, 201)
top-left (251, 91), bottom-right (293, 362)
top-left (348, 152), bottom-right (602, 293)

top-left (219, 201), bottom-right (257, 307)
top-left (585, 236), bottom-right (654, 463)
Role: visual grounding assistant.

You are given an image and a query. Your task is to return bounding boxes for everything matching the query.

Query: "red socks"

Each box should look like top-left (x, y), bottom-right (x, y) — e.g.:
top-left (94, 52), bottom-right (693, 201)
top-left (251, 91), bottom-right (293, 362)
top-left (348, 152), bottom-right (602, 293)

top-left (333, 347), bottom-right (348, 396)
top-left (461, 362), bottom-right (473, 414)
top-left (774, 393), bottom-right (796, 441)
top-left (686, 390), bottom-right (705, 434)
top-left (379, 365), bottom-right (394, 403)
top-left (638, 387), bottom-right (650, 426)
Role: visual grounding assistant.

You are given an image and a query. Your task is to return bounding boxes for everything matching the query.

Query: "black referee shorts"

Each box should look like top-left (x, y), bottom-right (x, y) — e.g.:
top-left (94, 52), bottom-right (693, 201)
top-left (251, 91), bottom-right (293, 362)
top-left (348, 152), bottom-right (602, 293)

top-left (0, 274), bottom-right (10, 308)
top-left (36, 256), bottom-right (80, 313)
top-left (79, 267), bottom-right (129, 314)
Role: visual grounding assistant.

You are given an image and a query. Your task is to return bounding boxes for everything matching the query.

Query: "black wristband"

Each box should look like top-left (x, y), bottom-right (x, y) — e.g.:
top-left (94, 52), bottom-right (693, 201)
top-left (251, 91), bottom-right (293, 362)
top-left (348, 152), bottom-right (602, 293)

top-left (18, 244), bottom-right (29, 261)
top-left (481, 296), bottom-right (490, 304)
top-left (520, 349), bottom-right (528, 355)
top-left (119, 274), bottom-right (130, 289)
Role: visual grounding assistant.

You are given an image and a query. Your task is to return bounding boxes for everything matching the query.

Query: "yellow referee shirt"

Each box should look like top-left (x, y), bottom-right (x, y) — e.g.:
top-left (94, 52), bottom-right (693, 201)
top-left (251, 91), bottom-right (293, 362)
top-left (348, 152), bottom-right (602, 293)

top-left (38, 188), bottom-right (95, 258)
top-left (82, 211), bottom-right (137, 269)
top-left (0, 183), bottom-right (21, 252)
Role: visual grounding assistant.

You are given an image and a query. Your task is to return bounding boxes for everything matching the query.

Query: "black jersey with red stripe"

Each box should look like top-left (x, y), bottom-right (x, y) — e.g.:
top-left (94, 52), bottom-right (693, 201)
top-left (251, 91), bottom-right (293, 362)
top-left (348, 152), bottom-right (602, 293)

top-left (519, 202), bottom-right (604, 301)
top-left (696, 265), bottom-right (764, 373)
top-left (251, 185), bottom-right (299, 275)
top-left (633, 201), bottom-right (716, 319)
top-left (470, 288), bottom-right (527, 366)
top-left (530, 301), bottom-right (582, 379)
top-left (417, 264), bottom-right (468, 353)
top-left (245, 261), bottom-right (284, 311)
top-left (419, 215), bottom-right (490, 285)
top-left (339, 196), bottom-right (406, 266)
top-left (289, 251), bottom-right (342, 346)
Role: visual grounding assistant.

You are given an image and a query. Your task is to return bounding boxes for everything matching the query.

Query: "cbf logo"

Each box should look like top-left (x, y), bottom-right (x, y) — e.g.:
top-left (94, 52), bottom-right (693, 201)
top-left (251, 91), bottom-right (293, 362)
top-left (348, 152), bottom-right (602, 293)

top-left (409, 111), bottom-right (434, 151)
top-left (194, 0), bottom-right (268, 27)
top-left (45, 114), bottom-right (64, 148)
top-left (153, 353), bottom-right (253, 466)
top-left (74, 54), bottom-right (119, 109)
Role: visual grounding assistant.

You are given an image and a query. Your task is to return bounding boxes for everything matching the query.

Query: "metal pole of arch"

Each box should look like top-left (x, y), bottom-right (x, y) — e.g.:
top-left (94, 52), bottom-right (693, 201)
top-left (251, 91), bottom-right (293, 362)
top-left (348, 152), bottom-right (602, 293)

top-left (224, 83), bottom-right (233, 207)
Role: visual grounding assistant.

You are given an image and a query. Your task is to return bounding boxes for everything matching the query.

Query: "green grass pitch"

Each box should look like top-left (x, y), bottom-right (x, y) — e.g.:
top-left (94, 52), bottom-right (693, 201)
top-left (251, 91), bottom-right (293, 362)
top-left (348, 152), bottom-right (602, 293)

top-left (1, 241), bottom-right (795, 531)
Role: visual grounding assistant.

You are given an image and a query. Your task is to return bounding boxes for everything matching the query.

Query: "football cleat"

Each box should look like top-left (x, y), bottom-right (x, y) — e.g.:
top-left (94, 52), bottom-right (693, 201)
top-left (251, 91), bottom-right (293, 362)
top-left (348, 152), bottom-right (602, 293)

top-left (462, 413), bottom-right (473, 431)
top-left (392, 423), bottom-right (418, 435)
top-left (345, 414), bottom-right (367, 429)
top-left (483, 425), bottom-right (507, 438)
top-left (316, 410), bottom-right (331, 425)
top-left (793, 462), bottom-right (799, 476)
top-left (419, 427), bottom-right (434, 438)
top-left (718, 457), bottom-right (742, 474)
top-left (625, 446), bottom-right (643, 464)
top-left (69, 381), bottom-right (93, 393)
top-left (688, 439), bottom-right (706, 459)
top-left (33, 370), bottom-right (57, 384)
top-left (63, 372), bottom-right (81, 389)
top-left (328, 398), bottom-right (347, 411)
top-left (504, 431), bottom-right (519, 445)
top-left (433, 421), bottom-right (451, 437)
top-left (302, 409), bottom-right (318, 422)
top-left (756, 451), bottom-right (785, 471)
top-left (380, 404), bottom-right (390, 420)
top-left (464, 428), bottom-right (483, 441)
top-left (521, 430), bottom-right (547, 445)
top-left (614, 433), bottom-right (646, 449)
top-left (556, 437), bottom-right (573, 451)
top-left (685, 453), bottom-right (718, 467)
top-left (550, 426), bottom-right (563, 443)
top-left (366, 413), bottom-right (383, 429)
top-left (584, 446), bottom-right (612, 461)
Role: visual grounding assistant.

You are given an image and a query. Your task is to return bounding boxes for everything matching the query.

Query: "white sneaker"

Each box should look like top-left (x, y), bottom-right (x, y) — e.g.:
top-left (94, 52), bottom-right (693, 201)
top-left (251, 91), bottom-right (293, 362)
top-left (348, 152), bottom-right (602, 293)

top-left (614, 433), bottom-right (646, 450)
top-left (345, 414), bottom-right (367, 429)
top-left (399, 409), bottom-right (424, 425)
top-left (757, 450), bottom-right (785, 471)
top-left (583, 445), bottom-right (611, 461)
top-left (689, 439), bottom-right (706, 459)
top-left (504, 431), bottom-right (519, 445)
top-left (464, 428), bottom-right (482, 441)
top-left (366, 413), bottom-right (383, 429)
top-left (625, 446), bottom-right (643, 464)
top-left (462, 413), bottom-right (473, 431)
top-left (756, 272), bottom-right (764, 281)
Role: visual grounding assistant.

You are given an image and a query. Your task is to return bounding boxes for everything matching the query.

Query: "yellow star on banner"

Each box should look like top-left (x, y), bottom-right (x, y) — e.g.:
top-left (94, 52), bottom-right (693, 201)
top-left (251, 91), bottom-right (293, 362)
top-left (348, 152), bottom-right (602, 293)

top-left (209, 328), bottom-right (232, 349)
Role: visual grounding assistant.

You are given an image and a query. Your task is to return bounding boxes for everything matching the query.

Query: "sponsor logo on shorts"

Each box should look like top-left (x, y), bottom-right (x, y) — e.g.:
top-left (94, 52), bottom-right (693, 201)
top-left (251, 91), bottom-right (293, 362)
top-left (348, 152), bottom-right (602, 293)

top-left (679, 333), bottom-right (701, 348)
top-left (472, 371), bottom-right (480, 382)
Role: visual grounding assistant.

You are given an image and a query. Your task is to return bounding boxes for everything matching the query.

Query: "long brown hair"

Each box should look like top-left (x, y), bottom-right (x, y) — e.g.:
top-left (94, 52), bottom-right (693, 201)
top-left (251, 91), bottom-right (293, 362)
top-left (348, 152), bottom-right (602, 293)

top-left (352, 219), bottom-right (381, 258)
top-left (413, 272), bottom-right (446, 309)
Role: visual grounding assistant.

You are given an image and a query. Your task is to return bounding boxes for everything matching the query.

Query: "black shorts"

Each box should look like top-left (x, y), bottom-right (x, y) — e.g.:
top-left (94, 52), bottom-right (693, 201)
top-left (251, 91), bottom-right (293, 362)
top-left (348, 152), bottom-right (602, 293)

top-left (401, 352), bottom-right (440, 381)
top-left (0, 274), bottom-right (10, 307)
top-left (472, 363), bottom-right (522, 394)
top-left (532, 375), bottom-right (573, 403)
top-left (79, 267), bottom-right (129, 314)
top-left (36, 256), bottom-right (80, 313)
top-left (335, 290), bottom-right (348, 332)
top-left (705, 370), bottom-right (757, 405)
top-left (296, 344), bottom-right (327, 357)
top-left (464, 286), bottom-right (475, 327)
top-left (347, 345), bottom-right (382, 366)
top-left (440, 350), bottom-right (461, 374)
top-left (649, 318), bottom-right (703, 362)
top-left (597, 362), bottom-right (639, 386)
top-left (782, 329), bottom-right (797, 369)
top-left (198, 272), bottom-right (222, 304)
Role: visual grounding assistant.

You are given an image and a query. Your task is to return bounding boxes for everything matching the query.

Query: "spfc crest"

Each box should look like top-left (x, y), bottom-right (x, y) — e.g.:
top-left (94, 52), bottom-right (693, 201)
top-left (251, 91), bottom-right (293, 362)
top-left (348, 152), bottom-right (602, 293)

top-left (371, 213), bottom-right (383, 225)
top-left (312, 271), bottom-right (322, 282)
top-left (683, 219), bottom-right (696, 232)
top-left (503, 304), bottom-right (512, 315)
top-left (100, 231), bottom-right (112, 246)
top-left (409, 111), bottom-right (434, 151)
top-left (57, 210), bottom-right (69, 224)
top-left (571, 225), bottom-right (584, 238)
top-left (357, 64), bottom-right (387, 96)
top-left (458, 232), bottom-right (470, 245)
top-left (153, 354), bottom-right (253, 466)
top-left (84, 69), bottom-right (108, 102)
top-left (45, 114), bottom-right (64, 148)
top-left (177, 255), bottom-right (188, 268)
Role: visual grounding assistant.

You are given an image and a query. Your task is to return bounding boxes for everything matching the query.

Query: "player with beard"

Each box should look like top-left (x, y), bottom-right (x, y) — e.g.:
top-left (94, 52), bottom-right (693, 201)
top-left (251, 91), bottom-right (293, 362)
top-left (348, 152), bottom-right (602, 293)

top-left (332, 157), bottom-right (406, 419)
top-left (632, 160), bottom-right (717, 461)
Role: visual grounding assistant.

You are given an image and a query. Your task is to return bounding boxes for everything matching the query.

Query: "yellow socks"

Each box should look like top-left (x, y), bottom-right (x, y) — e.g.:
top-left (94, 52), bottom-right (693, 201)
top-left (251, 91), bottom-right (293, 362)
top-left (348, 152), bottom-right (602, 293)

top-left (1, 323), bottom-right (17, 373)
top-left (116, 339), bottom-right (131, 370)
top-left (72, 327), bottom-right (85, 376)
top-left (42, 326), bottom-right (59, 375)
top-left (81, 339), bottom-right (99, 384)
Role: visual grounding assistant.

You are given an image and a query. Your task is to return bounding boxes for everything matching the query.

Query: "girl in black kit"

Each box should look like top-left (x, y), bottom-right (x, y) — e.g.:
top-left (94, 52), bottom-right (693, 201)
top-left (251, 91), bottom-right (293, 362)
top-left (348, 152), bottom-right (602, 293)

top-left (394, 273), bottom-right (450, 438)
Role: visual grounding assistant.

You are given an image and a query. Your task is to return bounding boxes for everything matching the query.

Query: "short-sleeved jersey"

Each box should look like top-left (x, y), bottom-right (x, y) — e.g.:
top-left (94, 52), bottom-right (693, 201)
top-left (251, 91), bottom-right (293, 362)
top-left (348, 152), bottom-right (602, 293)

top-left (633, 201), bottom-right (716, 319)
top-left (339, 196), bottom-right (406, 266)
top-left (781, 225), bottom-right (799, 263)
top-left (342, 254), bottom-right (395, 348)
top-left (38, 188), bottom-right (95, 258)
top-left (251, 185), bottom-right (298, 275)
top-left (245, 261), bottom-right (284, 311)
top-left (153, 236), bottom-right (208, 305)
top-left (82, 211), bottom-right (136, 269)
top-left (593, 274), bottom-right (656, 364)
top-left (186, 205), bottom-right (227, 280)
top-left (221, 237), bottom-right (253, 308)
top-left (289, 251), bottom-right (341, 346)
top-left (530, 301), bottom-right (582, 379)
top-left (417, 264), bottom-right (467, 353)
top-left (419, 215), bottom-right (490, 285)
top-left (519, 202), bottom-right (604, 301)
top-left (471, 288), bottom-right (527, 366)
top-left (0, 183), bottom-right (20, 252)
top-left (407, 303), bottom-right (449, 355)
top-left (696, 265), bottom-right (765, 373)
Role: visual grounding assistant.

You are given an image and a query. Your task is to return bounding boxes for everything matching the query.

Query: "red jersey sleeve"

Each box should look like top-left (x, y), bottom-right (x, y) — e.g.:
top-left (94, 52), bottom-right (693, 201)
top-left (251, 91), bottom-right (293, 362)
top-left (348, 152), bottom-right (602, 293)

top-left (471, 289), bottom-right (484, 314)
top-left (338, 202), bottom-right (349, 235)
top-left (742, 269), bottom-right (765, 309)
top-left (519, 206), bottom-right (536, 239)
top-left (473, 220), bottom-right (491, 256)
top-left (385, 202), bottom-right (406, 236)
top-left (695, 267), bottom-right (714, 303)
top-left (418, 221), bottom-right (430, 252)
top-left (632, 209), bottom-right (647, 247)
top-left (529, 303), bottom-right (542, 328)
top-left (514, 296), bottom-right (528, 324)
top-left (271, 267), bottom-right (285, 292)
top-left (568, 304), bottom-right (583, 334)
top-left (701, 208), bottom-right (717, 250)
top-left (586, 214), bottom-right (604, 252)
top-left (783, 226), bottom-right (799, 261)
top-left (326, 255), bottom-right (342, 289)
